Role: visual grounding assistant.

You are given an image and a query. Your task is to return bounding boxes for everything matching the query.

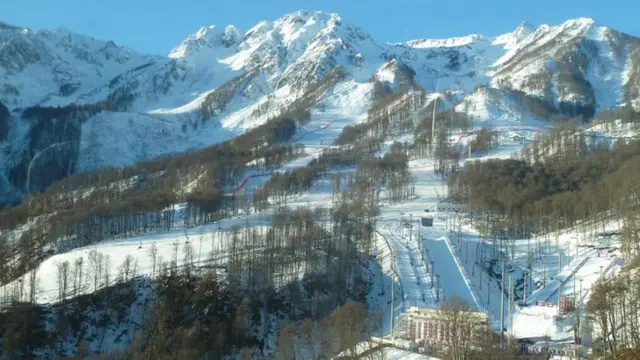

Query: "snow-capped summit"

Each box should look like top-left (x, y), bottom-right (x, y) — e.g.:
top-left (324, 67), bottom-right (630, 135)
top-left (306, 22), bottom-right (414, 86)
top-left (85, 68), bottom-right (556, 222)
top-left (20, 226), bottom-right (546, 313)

top-left (169, 24), bottom-right (242, 59)
top-left (0, 21), bottom-right (152, 107)
top-left (493, 21), bottom-right (535, 47)
top-left (1, 12), bottom-right (639, 203)
top-left (564, 17), bottom-right (596, 30)
top-left (405, 34), bottom-right (486, 49)
top-left (514, 21), bottom-right (536, 36)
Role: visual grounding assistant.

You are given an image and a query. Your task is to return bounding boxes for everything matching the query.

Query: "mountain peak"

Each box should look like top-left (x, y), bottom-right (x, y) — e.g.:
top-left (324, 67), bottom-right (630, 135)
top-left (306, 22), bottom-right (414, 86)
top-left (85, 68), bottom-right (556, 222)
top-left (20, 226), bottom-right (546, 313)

top-left (565, 17), bottom-right (596, 26)
top-left (273, 10), bottom-right (345, 35)
top-left (169, 24), bottom-right (241, 59)
top-left (405, 33), bottom-right (485, 49)
top-left (0, 20), bottom-right (23, 31)
top-left (492, 21), bottom-right (535, 47)
top-left (559, 17), bottom-right (597, 34)
top-left (277, 10), bottom-right (342, 23)
top-left (513, 21), bottom-right (535, 37)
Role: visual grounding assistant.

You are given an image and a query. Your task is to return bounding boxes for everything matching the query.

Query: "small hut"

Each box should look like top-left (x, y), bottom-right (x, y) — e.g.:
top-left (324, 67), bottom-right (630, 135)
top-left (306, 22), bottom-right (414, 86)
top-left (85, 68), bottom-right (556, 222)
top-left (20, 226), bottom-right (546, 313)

top-left (421, 217), bottom-right (434, 227)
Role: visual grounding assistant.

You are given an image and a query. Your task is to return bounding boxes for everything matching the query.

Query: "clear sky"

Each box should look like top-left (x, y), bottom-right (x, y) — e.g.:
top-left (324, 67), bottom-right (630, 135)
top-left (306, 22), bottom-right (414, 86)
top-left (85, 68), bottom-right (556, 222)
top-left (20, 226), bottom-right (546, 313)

top-left (0, 0), bottom-right (637, 55)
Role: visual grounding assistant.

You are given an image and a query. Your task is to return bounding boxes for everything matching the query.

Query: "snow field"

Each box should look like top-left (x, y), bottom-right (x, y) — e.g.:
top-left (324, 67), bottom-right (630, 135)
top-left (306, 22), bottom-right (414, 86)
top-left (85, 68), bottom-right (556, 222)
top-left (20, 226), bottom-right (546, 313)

top-left (0, 211), bottom-right (275, 306)
top-left (4, 62), bottom-right (629, 354)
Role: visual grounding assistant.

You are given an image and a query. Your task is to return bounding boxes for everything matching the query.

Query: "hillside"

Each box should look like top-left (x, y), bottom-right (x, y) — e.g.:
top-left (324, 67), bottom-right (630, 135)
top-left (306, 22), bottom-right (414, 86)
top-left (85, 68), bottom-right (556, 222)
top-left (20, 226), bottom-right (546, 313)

top-left (2, 12), bottom-right (640, 206)
top-left (1, 10), bottom-right (640, 360)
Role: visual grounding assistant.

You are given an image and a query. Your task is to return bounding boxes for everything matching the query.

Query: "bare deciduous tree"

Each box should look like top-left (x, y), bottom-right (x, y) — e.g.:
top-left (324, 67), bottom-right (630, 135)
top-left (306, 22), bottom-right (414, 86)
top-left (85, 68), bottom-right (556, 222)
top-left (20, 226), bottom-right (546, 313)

top-left (56, 260), bottom-right (70, 301)
top-left (118, 254), bottom-right (137, 283)
top-left (148, 243), bottom-right (158, 278)
top-left (28, 266), bottom-right (38, 304)
top-left (438, 297), bottom-right (488, 360)
top-left (88, 250), bottom-right (103, 291)
top-left (183, 241), bottom-right (195, 276)
top-left (73, 257), bottom-right (83, 296)
top-left (103, 254), bottom-right (111, 288)
top-left (275, 323), bottom-right (297, 360)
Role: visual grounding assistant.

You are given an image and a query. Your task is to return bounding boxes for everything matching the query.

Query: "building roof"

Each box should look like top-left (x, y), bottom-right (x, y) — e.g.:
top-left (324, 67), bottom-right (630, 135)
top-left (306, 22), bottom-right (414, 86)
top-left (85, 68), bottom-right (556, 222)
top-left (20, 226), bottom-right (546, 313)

top-left (404, 307), bottom-right (489, 322)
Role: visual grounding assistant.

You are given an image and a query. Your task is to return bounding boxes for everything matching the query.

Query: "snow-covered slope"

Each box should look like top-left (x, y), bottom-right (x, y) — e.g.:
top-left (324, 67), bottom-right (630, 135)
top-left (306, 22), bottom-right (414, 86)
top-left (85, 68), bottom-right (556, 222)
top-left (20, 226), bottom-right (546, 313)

top-left (1, 12), bottom-right (640, 204)
top-left (0, 21), bottom-right (155, 108)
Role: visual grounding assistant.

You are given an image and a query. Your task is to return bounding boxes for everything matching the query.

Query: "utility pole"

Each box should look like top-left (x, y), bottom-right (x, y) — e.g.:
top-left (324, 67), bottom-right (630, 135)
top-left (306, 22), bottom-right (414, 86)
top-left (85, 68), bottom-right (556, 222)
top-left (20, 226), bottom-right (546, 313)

top-left (579, 279), bottom-right (583, 305)
top-left (557, 284), bottom-right (562, 317)
top-left (436, 274), bottom-right (441, 303)
top-left (457, 213), bottom-right (462, 246)
top-left (391, 271), bottom-right (395, 341)
top-left (500, 260), bottom-right (505, 350)
top-left (508, 275), bottom-right (513, 347)
top-left (577, 278), bottom-right (583, 358)
top-left (409, 214), bottom-right (413, 244)
top-left (430, 261), bottom-right (435, 287)
top-left (523, 270), bottom-right (527, 305)
top-left (573, 276), bottom-right (578, 309)
top-left (431, 87), bottom-right (439, 155)
top-left (574, 275), bottom-right (579, 357)
top-left (559, 252), bottom-right (562, 270)
top-left (465, 241), bottom-right (469, 264)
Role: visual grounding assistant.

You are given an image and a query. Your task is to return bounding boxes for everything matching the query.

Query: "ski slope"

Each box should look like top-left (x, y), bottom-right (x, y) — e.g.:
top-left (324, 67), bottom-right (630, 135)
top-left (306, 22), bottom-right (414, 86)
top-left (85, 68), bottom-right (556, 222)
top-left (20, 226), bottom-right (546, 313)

top-left (552, 252), bottom-right (620, 305)
top-left (2, 74), bottom-right (629, 355)
top-left (0, 209), bottom-right (274, 305)
top-left (530, 250), bottom-right (596, 305)
top-left (422, 235), bottom-right (481, 310)
top-left (380, 223), bottom-right (438, 310)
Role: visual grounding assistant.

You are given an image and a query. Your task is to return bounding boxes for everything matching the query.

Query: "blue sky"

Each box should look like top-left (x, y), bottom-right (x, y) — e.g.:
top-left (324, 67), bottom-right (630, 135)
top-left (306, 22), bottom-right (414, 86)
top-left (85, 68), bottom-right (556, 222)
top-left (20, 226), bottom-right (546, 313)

top-left (0, 0), bottom-right (636, 55)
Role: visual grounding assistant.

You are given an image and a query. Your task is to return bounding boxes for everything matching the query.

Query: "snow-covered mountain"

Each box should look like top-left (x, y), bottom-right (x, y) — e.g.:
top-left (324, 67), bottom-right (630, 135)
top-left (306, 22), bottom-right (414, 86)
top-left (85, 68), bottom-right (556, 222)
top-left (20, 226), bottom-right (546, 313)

top-left (1, 11), bottom-right (640, 205)
top-left (0, 21), bottom-right (155, 108)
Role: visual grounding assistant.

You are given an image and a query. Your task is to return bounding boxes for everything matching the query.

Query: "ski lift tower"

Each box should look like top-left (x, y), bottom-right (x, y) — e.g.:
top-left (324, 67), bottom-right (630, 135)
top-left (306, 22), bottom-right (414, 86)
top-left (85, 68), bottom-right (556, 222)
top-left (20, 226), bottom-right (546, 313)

top-left (430, 79), bottom-right (441, 156)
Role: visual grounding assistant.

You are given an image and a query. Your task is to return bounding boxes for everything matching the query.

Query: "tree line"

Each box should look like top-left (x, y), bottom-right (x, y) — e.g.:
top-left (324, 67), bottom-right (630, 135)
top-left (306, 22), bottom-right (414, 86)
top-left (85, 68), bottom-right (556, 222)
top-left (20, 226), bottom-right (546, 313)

top-left (588, 255), bottom-right (640, 359)
top-left (0, 149), bottom-right (387, 358)
top-left (335, 86), bottom-right (425, 147)
top-left (448, 133), bottom-right (640, 258)
top-left (0, 105), bottom-right (319, 289)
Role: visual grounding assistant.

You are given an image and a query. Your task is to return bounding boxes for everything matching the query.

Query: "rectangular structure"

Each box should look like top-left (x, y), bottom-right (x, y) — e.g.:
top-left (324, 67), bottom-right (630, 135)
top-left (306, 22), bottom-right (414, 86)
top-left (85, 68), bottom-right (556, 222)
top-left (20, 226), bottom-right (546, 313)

top-left (421, 217), bottom-right (434, 227)
top-left (400, 307), bottom-right (488, 346)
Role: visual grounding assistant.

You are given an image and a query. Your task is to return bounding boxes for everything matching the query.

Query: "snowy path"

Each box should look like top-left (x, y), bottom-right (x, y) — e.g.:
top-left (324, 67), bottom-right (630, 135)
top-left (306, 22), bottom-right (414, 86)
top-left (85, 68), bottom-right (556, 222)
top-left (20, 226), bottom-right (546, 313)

top-left (422, 235), bottom-right (479, 309)
top-left (454, 125), bottom-right (549, 145)
top-left (381, 222), bottom-right (438, 310)
top-left (554, 253), bottom-right (618, 305)
top-left (382, 348), bottom-right (441, 359)
top-left (529, 250), bottom-right (596, 305)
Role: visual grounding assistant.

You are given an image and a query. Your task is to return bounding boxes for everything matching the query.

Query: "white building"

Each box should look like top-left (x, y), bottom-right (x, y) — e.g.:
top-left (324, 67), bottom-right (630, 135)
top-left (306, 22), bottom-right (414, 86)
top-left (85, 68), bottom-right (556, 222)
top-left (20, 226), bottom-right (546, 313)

top-left (401, 307), bottom-right (488, 346)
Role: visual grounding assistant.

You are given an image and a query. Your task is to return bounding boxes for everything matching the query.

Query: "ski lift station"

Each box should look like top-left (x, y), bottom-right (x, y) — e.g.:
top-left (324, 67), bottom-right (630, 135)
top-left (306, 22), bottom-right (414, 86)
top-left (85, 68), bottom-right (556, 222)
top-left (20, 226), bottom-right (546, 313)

top-left (421, 217), bottom-right (434, 227)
